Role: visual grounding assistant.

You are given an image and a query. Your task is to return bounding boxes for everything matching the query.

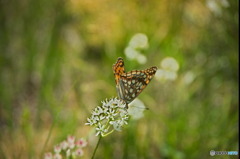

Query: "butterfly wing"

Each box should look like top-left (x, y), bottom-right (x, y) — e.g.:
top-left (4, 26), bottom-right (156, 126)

top-left (118, 67), bottom-right (157, 104)
top-left (113, 57), bottom-right (125, 84)
top-left (113, 57), bottom-right (157, 107)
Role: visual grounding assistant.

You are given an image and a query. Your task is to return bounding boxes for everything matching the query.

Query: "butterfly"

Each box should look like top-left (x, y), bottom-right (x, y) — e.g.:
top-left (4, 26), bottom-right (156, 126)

top-left (113, 57), bottom-right (157, 108)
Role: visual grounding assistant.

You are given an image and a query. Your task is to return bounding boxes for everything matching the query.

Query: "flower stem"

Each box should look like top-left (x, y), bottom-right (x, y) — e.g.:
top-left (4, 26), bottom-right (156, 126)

top-left (91, 136), bottom-right (102, 159)
top-left (102, 129), bottom-right (114, 137)
top-left (41, 116), bottom-right (56, 157)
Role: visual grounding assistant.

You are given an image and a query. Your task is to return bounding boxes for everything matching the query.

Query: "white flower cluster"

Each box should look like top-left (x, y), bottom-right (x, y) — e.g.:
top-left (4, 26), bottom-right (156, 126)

top-left (155, 57), bottom-right (180, 82)
top-left (85, 98), bottom-right (129, 136)
top-left (206, 0), bottom-right (229, 17)
top-left (124, 33), bottom-right (148, 64)
top-left (44, 135), bottom-right (87, 159)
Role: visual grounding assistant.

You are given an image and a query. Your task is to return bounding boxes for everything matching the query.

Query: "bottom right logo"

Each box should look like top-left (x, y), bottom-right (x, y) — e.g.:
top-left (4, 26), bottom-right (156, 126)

top-left (210, 150), bottom-right (238, 156)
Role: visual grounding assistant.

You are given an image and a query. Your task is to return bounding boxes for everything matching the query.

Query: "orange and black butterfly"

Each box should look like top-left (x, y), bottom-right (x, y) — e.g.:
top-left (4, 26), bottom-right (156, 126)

top-left (113, 57), bottom-right (157, 108)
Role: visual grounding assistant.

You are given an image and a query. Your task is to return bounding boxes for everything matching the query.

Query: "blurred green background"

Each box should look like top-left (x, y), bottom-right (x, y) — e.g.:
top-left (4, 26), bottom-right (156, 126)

top-left (0, 0), bottom-right (238, 158)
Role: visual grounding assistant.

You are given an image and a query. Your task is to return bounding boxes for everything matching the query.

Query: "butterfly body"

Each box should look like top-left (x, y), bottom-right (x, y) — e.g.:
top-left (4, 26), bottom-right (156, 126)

top-left (113, 57), bottom-right (157, 108)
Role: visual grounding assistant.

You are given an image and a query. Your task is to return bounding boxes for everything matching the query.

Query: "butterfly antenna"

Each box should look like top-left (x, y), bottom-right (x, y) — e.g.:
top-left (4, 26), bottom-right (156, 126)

top-left (130, 105), bottom-right (149, 110)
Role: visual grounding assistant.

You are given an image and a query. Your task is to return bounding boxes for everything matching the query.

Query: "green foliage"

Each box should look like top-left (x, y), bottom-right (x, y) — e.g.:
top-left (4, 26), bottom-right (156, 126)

top-left (0, 0), bottom-right (238, 158)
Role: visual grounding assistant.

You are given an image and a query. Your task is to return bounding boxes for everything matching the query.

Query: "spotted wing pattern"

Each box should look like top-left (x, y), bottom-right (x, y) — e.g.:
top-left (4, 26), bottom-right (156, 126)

top-left (113, 57), bottom-right (157, 107)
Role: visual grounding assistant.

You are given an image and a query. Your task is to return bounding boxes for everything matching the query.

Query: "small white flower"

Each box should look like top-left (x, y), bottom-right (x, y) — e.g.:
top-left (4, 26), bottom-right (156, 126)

top-left (124, 33), bottom-right (149, 64)
top-left (107, 108), bottom-right (118, 119)
top-left (68, 142), bottom-right (75, 149)
top-left (86, 98), bottom-right (129, 136)
top-left (66, 149), bottom-right (71, 157)
top-left (136, 54), bottom-right (147, 64)
top-left (155, 69), bottom-right (178, 82)
top-left (99, 114), bottom-right (105, 121)
top-left (109, 120), bottom-right (116, 125)
top-left (129, 33), bottom-right (149, 49)
top-left (124, 46), bottom-right (139, 60)
top-left (155, 69), bottom-right (166, 81)
top-left (45, 136), bottom-right (87, 159)
top-left (117, 101), bottom-right (126, 108)
top-left (161, 57), bottom-right (179, 72)
top-left (67, 136), bottom-right (75, 149)
top-left (67, 136), bottom-right (75, 143)
top-left (54, 144), bottom-right (61, 153)
top-left (93, 116), bottom-right (100, 122)
top-left (60, 141), bottom-right (68, 150)
top-left (53, 153), bottom-right (62, 159)
top-left (206, 0), bottom-right (228, 16)
top-left (96, 123), bottom-right (108, 136)
top-left (92, 106), bottom-right (104, 115)
top-left (75, 148), bottom-right (84, 156)
top-left (76, 138), bottom-right (87, 148)
top-left (155, 57), bottom-right (180, 82)
top-left (121, 116), bottom-right (129, 124)
top-left (112, 121), bottom-right (123, 131)
top-left (44, 152), bottom-right (53, 159)
top-left (106, 98), bottom-right (116, 108)
top-left (182, 71), bottom-right (195, 85)
top-left (164, 71), bottom-right (177, 81)
top-left (85, 116), bottom-right (96, 126)
top-left (118, 109), bottom-right (128, 117)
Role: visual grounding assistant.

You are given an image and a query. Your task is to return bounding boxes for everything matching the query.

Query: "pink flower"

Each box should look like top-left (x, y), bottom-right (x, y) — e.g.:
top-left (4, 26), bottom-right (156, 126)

top-left (54, 144), bottom-right (61, 153)
top-left (44, 152), bottom-right (53, 159)
top-left (44, 135), bottom-right (87, 159)
top-left (53, 153), bottom-right (62, 159)
top-left (75, 148), bottom-right (84, 156)
top-left (67, 135), bottom-right (75, 144)
top-left (67, 135), bottom-right (75, 149)
top-left (75, 138), bottom-right (87, 148)
top-left (60, 140), bottom-right (68, 150)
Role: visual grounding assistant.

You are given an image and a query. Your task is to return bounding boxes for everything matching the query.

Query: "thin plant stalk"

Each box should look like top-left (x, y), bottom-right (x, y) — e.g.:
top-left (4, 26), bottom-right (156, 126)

top-left (41, 79), bottom-right (79, 157)
top-left (91, 136), bottom-right (102, 159)
top-left (41, 120), bottom-right (55, 157)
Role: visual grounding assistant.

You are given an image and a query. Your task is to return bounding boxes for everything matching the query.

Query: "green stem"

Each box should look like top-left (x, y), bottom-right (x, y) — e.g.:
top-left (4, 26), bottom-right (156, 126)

top-left (40, 79), bottom-right (79, 158)
top-left (91, 136), bottom-right (102, 159)
top-left (102, 129), bottom-right (114, 137)
top-left (41, 119), bottom-right (55, 157)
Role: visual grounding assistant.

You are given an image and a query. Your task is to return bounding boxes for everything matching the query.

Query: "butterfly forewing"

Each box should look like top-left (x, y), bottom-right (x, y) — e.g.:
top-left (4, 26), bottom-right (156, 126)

top-left (113, 57), bottom-right (125, 85)
top-left (113, 57), bottom-right (157, 107)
